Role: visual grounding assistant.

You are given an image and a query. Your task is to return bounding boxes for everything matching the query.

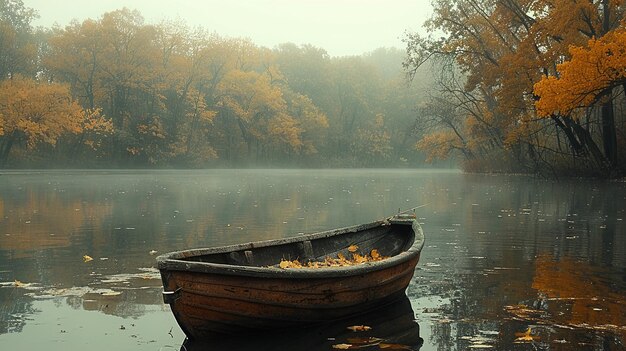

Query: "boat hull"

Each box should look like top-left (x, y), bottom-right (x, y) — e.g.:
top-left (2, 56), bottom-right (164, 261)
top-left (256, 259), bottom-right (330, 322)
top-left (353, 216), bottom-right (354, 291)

top-left (161, 254), bottom-right (419, 337)
top-left (158, 218), bottom-right (424, 338)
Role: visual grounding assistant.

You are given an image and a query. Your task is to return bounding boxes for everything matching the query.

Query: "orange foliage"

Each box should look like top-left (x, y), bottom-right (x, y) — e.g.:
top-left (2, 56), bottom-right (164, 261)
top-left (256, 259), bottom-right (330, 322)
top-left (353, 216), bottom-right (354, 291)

top-left (535, 30), bottom-right (626, 117)
top-left (277, 248), bottom-right (388, 269)
top-left (0, 76), bottom-right (111, 149)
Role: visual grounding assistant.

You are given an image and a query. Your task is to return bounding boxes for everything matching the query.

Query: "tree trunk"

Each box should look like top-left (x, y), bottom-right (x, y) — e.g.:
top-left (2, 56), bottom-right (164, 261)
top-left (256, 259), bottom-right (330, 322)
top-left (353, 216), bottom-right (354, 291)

top-left (566, 118), bottom-right (608, 169)
top-left (600, 91), bottom-right (618, 167)
top-left (0, 134), bottom-right (16, 167)
top-left (551, 115), bottom-right (583, 156)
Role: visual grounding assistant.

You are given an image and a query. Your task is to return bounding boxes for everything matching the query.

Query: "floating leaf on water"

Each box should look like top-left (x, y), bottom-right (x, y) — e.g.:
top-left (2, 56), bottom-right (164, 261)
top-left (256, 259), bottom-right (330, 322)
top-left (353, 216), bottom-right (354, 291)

top-left (83, 255), bottom-right (93, 262)
top-left (14, 280), bottom-right (30, 287)
top-left (149, 250), bottom-right (158, 255)
top-left (346, 325), bottom-right (372, 332)
top-left (514, 327), bottom-right (539, 343)
top-left (332, 344), bottom-right (353, 350)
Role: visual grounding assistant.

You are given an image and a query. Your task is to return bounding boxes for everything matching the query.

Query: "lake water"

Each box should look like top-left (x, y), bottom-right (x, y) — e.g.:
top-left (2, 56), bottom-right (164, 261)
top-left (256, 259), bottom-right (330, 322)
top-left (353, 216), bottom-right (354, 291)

top-left (0, 169), bottom-right (624, 350)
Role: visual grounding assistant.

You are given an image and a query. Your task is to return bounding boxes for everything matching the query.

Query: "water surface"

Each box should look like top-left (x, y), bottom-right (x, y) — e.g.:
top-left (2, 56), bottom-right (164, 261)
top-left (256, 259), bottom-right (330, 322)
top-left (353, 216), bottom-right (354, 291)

top-left (0, 170), bottom-right (624, 350)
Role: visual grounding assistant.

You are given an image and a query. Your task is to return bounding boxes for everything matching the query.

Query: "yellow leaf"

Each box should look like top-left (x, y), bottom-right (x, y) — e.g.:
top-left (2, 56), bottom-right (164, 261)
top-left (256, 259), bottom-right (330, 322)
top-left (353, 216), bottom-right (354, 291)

top-left (348, 245), bottom-right (359, 253)
top-left (332, 344), bottom-right (353, 350)
top-left (83, 255), bottom-right (93, 262)
top-left (352, 253), bottom-right (368, 264)
top-left (514, 327), bottom-right (539, 343)
top-left (278, 258), bottom-right (302, 269)
top-left (14, 280), bottom-right (27, 287)
top-left (371, 249), bottom-right (381, 260)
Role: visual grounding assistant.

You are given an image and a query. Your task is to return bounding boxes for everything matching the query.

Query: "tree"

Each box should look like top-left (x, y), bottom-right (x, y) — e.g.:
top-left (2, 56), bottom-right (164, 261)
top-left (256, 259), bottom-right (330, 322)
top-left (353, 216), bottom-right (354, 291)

top-left (405, 0), bottom-right (626, 177)
top-left (534, 30), bottom-right (626, 169)
top-left (0, 0), bottom-right (38, 79)
top-left (0, 76), bottom-right (112, 165)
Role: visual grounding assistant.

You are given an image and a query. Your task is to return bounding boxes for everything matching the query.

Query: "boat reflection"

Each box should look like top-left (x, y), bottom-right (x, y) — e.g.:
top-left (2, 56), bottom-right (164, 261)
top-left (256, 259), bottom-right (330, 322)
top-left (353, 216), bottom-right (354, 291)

top-left (180, 294), bottom-right (422, 351)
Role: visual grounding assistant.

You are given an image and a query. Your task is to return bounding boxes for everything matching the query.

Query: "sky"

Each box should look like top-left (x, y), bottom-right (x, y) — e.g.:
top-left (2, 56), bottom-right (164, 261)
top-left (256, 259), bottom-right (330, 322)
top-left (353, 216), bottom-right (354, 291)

top-left (22, 0), bottom-right (432, 57)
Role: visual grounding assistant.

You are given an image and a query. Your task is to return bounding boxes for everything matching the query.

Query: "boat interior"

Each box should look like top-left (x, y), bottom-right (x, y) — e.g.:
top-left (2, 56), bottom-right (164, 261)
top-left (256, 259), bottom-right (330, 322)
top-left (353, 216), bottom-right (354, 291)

top-left (180, 222), bottom-right (415, 268)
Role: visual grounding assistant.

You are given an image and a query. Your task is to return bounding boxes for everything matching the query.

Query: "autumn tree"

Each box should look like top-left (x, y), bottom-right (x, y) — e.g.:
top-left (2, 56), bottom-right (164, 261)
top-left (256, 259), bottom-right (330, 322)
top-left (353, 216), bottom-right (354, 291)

top-left (534, 29), bottom-right (626, 172)
top-left (406, 0), bottom-right (626, 177)
top-left (0, 76), bottom-right (112, 165)
top-left (2, 4), bottom-right (426, 168)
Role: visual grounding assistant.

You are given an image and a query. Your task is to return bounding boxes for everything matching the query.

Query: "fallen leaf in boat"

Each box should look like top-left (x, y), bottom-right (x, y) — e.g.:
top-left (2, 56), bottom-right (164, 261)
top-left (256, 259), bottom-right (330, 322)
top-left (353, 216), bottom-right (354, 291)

top-left (371, 249), bottom-right (381, 260)
top-left (346, 325), bottom-right (372, 332)
top-left (337, 252), bottom-right (348, 263)
top-left (379, 343), bottom-right (413, 349)
top-left (332, 344), bottom-right (353, 350)
top-left (279, 259), bottom-right (303, 269)
top-left (275, 249), bottom-right (389, 269)
top-left (352, 253), bottom-right (368, 264)
top-left (83, 255), bottom-right (93, 262)
top-left (348, 245), bottom-right (359, 253)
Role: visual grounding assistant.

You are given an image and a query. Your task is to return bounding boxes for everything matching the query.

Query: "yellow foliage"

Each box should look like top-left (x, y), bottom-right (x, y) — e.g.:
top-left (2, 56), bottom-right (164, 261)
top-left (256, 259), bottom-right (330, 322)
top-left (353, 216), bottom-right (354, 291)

top-left (535, 29), bottom-right (626, 117)
top-left (268, 113), bottom-right (303, 149)
top-left (0, 76), bottom-right (99, 149)
top-left (416, 130), bottom-right (460, 163)
top-left (277, 248), bottom-right (388, 269)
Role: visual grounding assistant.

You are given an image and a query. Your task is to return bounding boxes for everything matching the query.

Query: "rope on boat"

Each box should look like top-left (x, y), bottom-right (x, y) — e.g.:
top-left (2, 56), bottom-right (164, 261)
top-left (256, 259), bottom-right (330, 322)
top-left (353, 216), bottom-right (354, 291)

top-left (383, 203), bottom-right (429, 221)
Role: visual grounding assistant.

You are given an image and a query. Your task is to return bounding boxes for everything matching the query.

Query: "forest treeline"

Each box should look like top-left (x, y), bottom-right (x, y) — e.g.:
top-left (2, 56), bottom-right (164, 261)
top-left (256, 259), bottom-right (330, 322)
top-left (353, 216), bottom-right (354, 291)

top-left (0, 1), bottom-right (429, 168)
top-left (405, 0), bottom-right (626, 178)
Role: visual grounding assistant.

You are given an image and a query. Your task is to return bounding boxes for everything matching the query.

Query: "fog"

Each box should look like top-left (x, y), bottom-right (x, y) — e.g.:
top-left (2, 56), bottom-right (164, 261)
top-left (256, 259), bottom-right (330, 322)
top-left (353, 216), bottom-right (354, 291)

top-left (23, 0), bottom-right (432, 57)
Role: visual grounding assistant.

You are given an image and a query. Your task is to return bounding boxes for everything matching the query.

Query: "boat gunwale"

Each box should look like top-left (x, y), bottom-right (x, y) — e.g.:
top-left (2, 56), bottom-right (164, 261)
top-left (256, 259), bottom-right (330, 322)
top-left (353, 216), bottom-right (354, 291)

top-left (157, 219), bottom-right (424, 278)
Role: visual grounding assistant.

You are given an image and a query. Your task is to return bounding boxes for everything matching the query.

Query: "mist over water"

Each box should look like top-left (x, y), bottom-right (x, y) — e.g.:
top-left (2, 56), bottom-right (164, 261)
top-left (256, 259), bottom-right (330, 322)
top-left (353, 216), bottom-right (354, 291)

top-left (0, 170), bottom-right (624, 350)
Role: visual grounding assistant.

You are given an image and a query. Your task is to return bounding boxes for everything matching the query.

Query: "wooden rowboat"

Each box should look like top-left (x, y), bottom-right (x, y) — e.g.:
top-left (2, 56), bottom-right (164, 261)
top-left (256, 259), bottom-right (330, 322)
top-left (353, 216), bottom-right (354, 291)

top-left (157, 215), bottom-right (424, 338)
